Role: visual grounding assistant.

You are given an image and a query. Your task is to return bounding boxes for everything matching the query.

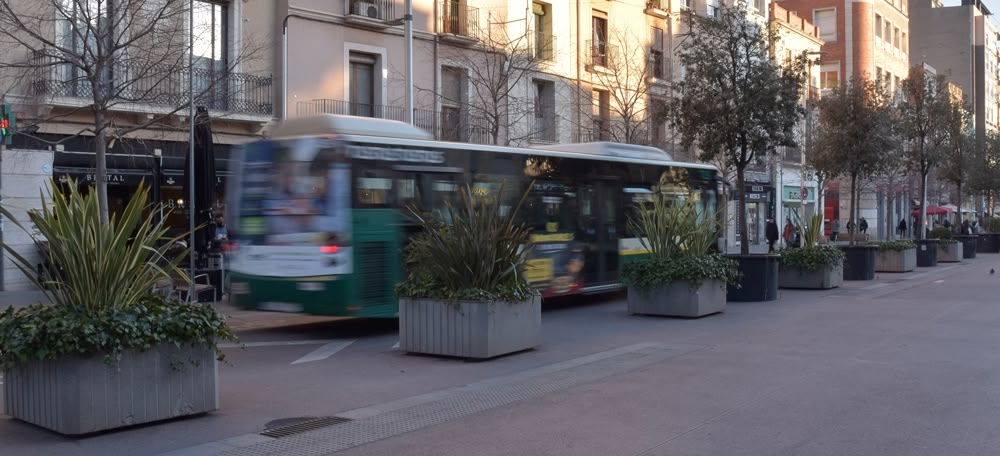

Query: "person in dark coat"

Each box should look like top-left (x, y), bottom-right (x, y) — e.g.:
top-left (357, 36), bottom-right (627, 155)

top-left (859, 217), bottom-right (868, 234)
top-left (898, 219), bottom-right (908, 238)
top-left (765, 218), bottom-right (779, 253)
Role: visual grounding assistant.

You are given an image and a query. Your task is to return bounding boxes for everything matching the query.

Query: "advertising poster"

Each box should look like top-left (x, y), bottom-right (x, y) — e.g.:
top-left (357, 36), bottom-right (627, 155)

top-left (524, 232), bottom-right (585, 297)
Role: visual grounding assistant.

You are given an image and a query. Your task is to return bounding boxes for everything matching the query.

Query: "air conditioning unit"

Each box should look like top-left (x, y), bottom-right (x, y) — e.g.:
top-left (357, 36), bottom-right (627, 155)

top-left (352, 1), bottom-right (380, 19)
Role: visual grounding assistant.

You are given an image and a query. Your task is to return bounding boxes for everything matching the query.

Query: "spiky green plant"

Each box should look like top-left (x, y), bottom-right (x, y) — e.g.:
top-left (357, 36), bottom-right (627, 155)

top-left (396, 182), bottom-right (535, 302)
top-left (0, 179), bottom-right (189, 312)
top-left (629, 195), bottom-right (718, 259)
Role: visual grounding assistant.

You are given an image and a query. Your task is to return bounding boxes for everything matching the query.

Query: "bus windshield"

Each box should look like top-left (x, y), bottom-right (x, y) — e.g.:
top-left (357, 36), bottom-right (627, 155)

top-left (232, 137), bottom-right (351, 248)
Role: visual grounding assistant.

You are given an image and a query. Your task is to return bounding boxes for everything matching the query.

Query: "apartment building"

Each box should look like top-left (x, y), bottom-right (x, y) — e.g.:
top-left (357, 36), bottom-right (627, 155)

top-left (281, 0), bottom-right (695, 150)
top-left (770, 3), bottom-right (824, 230)
top-left (0, 0), bottom-right (275, 290)
top-left (909, 0), bottom-right (999, 143)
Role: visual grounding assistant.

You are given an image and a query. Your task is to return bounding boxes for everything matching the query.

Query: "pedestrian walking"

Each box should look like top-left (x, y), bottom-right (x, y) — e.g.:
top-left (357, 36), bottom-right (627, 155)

top-left (765, 218), bottom-right (779, 253)
top-left (782, 217), bottom-right (795, 247)
top-left (859, 217), bottom-right (868, 234)
top-left (831, 219), bottom-right (841, 242)
top-left (897, 219), bottom-right (908, 238)
top-left (962, 219), bottom-right (971, 235)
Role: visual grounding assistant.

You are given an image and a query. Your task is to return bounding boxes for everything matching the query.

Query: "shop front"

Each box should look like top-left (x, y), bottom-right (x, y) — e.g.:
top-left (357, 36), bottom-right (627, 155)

top-left (731, 178), bottom-right (775, 247)
top-left (781, 184), bottom-right (817, 225)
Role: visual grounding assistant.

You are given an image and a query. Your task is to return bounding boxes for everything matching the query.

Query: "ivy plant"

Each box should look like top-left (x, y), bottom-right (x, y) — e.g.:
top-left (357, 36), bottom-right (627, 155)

top-left (868, 240), bottom-right (917, 251)
top-left (779, 246), bottom-right (844, 272)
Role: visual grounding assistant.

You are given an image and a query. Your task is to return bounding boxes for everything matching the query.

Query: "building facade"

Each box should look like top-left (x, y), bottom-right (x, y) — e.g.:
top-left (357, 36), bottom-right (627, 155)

top-left (0, 0), bottom-right (275, 290)
top-left (909, 0), bottom-right (999, 143)
top-left (771, 3), bottom-right (824, 237)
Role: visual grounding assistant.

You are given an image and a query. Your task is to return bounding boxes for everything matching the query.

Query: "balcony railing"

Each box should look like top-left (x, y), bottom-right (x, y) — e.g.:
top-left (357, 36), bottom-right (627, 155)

top-left (297, 99), bottom-right (405, 120)
top-left (345, 0), bottom-right (396, 22)
top-left (31, 50), bottom-right (272, 115)
top-left (440, 1), bottom-right (480, 39)
top-left (413, 107), bottom-right (493, 144)
top-left (586, 40), bottom-right (618, 69)
top-left (529, 115), bottom-right (556, 143)
top-left (531, 33), bottom-right (556, 61)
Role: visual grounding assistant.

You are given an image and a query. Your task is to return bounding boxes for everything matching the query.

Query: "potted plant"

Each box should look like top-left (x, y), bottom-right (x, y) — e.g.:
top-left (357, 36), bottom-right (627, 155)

top-left (930, 227), bottom-right (963, 262)
top-left (0, 180), bottom-right (235, 435)
top-left (869, 240), bottom-right (918, 273)
top-left (623, 196), bottom-right (738, 318)
top-left (778, 214), bottom-right (844, 289)
top-left (395, 183), bottom-right (540, 359)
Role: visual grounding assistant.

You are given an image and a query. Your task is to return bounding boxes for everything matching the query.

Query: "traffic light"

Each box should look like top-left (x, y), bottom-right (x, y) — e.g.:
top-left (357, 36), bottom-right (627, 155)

top-left (0, 104), bottom-right (14, 145)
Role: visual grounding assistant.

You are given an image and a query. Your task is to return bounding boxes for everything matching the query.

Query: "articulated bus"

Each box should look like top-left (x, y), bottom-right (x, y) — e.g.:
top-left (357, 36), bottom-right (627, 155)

top-left (226, 115), bottom-right (724, 317)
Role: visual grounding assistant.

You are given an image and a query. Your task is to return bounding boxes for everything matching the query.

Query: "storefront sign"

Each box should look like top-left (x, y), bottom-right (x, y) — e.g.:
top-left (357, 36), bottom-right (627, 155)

top-left (783, 185), bottom-right (816, 201)
top-left (55, 170), bottom-right (149, 186)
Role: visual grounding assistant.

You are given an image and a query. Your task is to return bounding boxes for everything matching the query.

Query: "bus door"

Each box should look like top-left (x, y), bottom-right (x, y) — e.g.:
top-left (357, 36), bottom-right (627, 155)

top-left (579, 180), bottom-right (621, 288)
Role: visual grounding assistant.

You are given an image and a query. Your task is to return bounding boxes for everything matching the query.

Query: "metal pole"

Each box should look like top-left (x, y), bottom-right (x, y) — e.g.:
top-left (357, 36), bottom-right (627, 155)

top-left (188, 0), bottom-right (197, 281)
top-left (282, 15), bottom-right (289, 120)
top-left (404, 0), bottom-right (413, 124)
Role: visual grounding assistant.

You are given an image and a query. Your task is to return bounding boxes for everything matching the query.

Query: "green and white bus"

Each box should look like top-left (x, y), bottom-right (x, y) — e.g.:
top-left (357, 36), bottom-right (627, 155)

top-left (226, 115), bottom-right (724, 317)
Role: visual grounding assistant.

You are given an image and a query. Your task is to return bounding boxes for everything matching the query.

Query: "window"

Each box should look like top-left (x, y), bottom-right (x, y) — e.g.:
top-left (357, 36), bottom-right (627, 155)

top-left (591, 12), bottom-right (608, 67)
top-left (349, 52), bottom-right (377, 117)
top-left (875, 14), bottom-right (882, 40)
top-left (707, 0), bottom-right (720, 18)
top-left (894, 27), bottom-right (900, 50)
top-left (533, 2), bottom-right (554, 60)
top-left (902, 32), bottom-right (908, 53)
top-left (442, 0), bottom-right (468, 36)
top-left (814, 9), bottom-right (836, 42)
top-left (885, 71), bottom-right (892, 93)
top-left (532, 79), bottom-right (556, 141)
top-left (649, 27), bottom-right (664, 79)
top-left (679, 0), bottom-right (691, 10)
top-left (875, 66), bottom-right (883, 84)
top-left (884, 21), bottom-right (891, 42)
top-left (820, 64), bottom-right (839, 89)
top-left (191, 0), bottom-right (229, 108)
top-left (441, 66), bottom-right (465, 141)
top-left (592, 89), bottom-right (609, 141)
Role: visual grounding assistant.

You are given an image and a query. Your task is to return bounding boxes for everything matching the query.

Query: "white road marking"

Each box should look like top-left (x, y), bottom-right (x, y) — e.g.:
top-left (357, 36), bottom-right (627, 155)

top-left (933, 280), bottom-right (944, 284)
top-left (219, 339), bottom-right (336, 349)
top-left (292, 339), bottom-right (357, 364)
top-left (391, 340), bottom-right (400, 350)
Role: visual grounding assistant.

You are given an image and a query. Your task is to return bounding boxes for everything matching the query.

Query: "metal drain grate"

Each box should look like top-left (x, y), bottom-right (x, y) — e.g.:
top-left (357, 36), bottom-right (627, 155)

top-left (260, 416), bottom-right (352, 438)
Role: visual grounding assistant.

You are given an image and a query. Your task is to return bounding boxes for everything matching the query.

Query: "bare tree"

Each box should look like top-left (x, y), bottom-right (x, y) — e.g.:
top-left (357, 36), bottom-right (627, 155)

top-left (589, 30), bottom-right (657, 145)
top-left (431, 11), bottom-right (545, 146)
top-left (0, 0), bottom-right (265, 222)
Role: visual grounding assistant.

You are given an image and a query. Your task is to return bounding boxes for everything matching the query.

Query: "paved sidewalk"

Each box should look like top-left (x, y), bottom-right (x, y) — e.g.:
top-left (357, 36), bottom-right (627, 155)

top-left (173, 256), bottom-right (1000, 456)
top-left (3, 255), bottom-right (999, 456)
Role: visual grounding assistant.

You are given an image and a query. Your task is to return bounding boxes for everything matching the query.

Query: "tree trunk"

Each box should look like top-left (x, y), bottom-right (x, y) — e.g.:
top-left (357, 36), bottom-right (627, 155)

top-left (94, 111), bottom-right (109, 224)
top-left (849, 173), bottom-right (857, 246)
top-left (956, 181), bottom-right (962, 233)
top-left (737, 165), bottom-right (749, 255)
top-left (919, 171), bottom-right (928, 240)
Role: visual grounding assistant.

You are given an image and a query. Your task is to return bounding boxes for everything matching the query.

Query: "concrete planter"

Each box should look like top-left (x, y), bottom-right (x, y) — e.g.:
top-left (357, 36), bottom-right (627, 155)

top-left (838, 245), bottom-right (878, 281)
top-left (627, 280), bottom-right (726, 318)
top-left (976, 233), bottom-right (1000, 253)
top-left (725, 254), bottom-right (780, 302)
top-left (779, 263), bottom-right (843, 289)
top-left (399, 295), bottom-right (541, 359)
top-left (4, 344), bottom-right (218, 435)
top-left (875, 248), bottom-right (917, 273)
top-left (955, 235), bottom-right (977, 259)
top-left (915, 239), bottom-right (939, 267)
top-left (937, 241), bottom-right (963, 263)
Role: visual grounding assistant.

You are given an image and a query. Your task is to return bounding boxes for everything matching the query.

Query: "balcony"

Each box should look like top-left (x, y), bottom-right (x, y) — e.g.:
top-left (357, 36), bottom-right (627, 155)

top-left (530, 33), bottom-right (556, 62)
top-left (586, 40), bottom-right (618, 71)
top-left (297, 99), bottom-right (404, 120)
top-left (31, 51), bottom-right (272, 116)
top-left (439, 1), bottom-right (480, 46)
top-left (345, 0), bottom-right (397, 29)
top-left (529, 115), bottom-right (556, 143)
top-left (413, 108), bottom-right (493, 144)
top-left (645, 1), bottom-right (670, 18)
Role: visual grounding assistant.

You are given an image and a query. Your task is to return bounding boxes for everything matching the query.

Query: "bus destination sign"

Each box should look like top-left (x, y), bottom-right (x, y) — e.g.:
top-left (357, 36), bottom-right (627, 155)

top-left (347, 145), bottom-right (445, 164)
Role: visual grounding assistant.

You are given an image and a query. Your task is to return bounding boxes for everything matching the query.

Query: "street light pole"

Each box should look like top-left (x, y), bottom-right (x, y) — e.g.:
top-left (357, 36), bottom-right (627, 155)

top-left (404, 0), bottom-right (413, 125)
top-left (188, 0), bottom-right (196, 280)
